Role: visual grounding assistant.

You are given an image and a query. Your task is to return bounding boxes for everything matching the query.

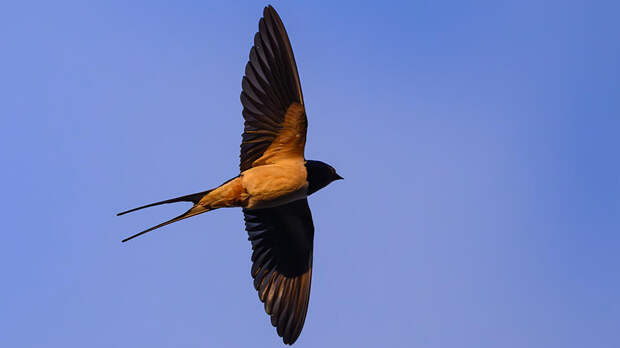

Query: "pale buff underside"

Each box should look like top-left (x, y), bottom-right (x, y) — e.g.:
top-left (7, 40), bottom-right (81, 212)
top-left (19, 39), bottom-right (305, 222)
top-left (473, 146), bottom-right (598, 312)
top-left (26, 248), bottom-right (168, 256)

top-left (198, 103), bottom-right (308, 210)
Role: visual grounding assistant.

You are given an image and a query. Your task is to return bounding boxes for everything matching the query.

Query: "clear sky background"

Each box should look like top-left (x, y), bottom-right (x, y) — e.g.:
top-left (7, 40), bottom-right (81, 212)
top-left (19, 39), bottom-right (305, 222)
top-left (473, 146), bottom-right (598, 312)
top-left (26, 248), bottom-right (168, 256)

top-left (1, 1), bottom-right (618, 347)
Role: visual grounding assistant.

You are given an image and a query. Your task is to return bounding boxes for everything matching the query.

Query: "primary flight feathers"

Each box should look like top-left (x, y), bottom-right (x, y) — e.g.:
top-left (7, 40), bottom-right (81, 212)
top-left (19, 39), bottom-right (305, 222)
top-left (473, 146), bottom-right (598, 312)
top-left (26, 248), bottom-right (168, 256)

top-left (240, 5), bottom-right (306, 171)
top-left (118, 5), bottom-right (342, 345)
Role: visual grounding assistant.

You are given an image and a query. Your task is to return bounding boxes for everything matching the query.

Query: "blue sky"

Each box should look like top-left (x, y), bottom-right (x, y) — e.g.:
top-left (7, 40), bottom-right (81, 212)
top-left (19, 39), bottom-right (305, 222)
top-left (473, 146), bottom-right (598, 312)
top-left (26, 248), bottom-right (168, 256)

top-left (1, 1), bottom-right (618, 347)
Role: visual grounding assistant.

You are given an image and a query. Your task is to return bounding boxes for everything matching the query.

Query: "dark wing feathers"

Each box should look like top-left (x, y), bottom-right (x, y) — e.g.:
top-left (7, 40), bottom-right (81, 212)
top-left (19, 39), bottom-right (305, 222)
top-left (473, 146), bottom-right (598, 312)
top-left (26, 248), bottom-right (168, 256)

top-left (244, 198), bottom-right (314, 345)
top-left (240, 6), bottom-right (312, 344)
top-left (240, 6), bottom-right (305, 171)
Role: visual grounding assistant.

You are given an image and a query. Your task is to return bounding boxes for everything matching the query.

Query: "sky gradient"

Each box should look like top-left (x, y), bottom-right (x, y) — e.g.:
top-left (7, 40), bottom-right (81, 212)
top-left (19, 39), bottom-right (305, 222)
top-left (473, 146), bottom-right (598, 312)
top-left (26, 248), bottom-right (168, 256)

top-left (1, 1), bottom-right (618, 347)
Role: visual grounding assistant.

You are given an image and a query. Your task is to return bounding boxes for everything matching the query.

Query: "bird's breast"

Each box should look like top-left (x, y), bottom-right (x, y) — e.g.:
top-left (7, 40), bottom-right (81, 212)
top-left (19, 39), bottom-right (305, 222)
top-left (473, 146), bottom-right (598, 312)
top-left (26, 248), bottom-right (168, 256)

top-left (241, 161), bottom-right (308, 210)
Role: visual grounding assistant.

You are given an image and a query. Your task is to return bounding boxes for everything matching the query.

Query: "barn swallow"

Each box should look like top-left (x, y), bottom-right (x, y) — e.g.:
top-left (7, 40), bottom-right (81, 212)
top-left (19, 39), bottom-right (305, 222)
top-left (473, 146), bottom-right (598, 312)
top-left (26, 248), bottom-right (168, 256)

top-left (118, 5), bottom-right (341, 345)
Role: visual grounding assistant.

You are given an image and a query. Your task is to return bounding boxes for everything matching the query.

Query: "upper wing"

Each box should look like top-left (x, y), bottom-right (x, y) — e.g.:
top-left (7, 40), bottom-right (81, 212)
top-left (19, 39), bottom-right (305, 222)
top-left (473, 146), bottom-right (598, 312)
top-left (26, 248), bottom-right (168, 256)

top-left (240, 5), bottom-right (307, 172)
top-left (243, 198), bottom-right (314, 345)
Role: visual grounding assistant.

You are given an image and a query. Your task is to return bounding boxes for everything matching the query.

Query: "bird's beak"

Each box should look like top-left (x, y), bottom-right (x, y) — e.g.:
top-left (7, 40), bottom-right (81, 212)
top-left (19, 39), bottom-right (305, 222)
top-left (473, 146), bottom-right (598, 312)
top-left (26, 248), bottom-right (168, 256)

top-left (334, 173), bottom-right (344, 180)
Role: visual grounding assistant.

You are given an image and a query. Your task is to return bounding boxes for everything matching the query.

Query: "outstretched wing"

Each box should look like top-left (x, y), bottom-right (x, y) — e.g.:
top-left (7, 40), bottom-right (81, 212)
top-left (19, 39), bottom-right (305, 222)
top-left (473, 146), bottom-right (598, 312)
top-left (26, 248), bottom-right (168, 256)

top-left (240, 5), bottom-right (306, 172)
top-left (243, 198), bottom-right (314, 345)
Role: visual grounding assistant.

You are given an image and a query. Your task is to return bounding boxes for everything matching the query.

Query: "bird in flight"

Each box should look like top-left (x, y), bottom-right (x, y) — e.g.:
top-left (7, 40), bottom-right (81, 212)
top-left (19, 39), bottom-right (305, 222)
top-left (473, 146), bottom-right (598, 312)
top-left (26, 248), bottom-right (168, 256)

top-left (118, 5), bottom-right (342, 345)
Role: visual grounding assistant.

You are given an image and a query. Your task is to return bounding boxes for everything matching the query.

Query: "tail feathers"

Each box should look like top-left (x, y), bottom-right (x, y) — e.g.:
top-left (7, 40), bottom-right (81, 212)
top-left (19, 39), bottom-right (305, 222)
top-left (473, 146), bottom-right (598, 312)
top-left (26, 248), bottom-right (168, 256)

top-left (117, 189), bottom-right (212, 216)
top-left (118, 189), bottom-right (213, 242)
top-left (121, 204), bottom-right (210, 243)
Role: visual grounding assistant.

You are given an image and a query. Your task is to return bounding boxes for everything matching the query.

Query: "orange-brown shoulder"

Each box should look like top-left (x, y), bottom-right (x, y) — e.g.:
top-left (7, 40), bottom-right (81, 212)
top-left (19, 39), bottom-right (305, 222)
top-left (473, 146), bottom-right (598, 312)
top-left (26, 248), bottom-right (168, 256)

top-left (250, 102), bottom-right (307, 167)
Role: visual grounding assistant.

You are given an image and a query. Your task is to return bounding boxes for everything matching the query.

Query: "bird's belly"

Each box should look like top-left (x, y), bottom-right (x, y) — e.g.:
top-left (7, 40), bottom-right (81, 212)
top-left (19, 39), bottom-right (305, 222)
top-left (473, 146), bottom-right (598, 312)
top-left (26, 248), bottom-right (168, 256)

top-left (246, 185), bottom-right (308, 210)
top-left (242, 163), bottom-right (308, 210)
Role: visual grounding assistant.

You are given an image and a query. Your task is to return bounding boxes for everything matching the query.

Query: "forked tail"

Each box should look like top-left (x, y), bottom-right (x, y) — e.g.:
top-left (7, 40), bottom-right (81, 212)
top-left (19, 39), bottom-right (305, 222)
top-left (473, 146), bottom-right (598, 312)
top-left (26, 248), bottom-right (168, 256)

top-left (118, 189), bottom-right (213, 242)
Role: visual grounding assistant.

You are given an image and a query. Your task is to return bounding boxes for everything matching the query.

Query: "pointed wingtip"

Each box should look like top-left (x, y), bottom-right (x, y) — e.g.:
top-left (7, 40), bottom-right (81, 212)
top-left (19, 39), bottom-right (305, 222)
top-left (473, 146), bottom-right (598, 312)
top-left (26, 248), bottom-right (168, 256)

top-left (265, 5), bottom-right (276, 16)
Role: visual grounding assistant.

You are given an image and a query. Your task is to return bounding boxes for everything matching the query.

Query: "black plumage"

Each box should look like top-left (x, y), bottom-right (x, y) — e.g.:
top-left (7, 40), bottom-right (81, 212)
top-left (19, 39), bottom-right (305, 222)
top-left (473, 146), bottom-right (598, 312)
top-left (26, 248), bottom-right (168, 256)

top-left (244, 198), bottom-right (314, 344)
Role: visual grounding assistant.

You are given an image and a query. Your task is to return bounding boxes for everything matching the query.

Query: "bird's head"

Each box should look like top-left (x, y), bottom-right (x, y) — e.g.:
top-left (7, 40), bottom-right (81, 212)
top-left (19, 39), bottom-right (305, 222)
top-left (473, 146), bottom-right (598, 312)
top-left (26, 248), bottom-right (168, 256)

top-left (305, 160), bottom-right (343, 195)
